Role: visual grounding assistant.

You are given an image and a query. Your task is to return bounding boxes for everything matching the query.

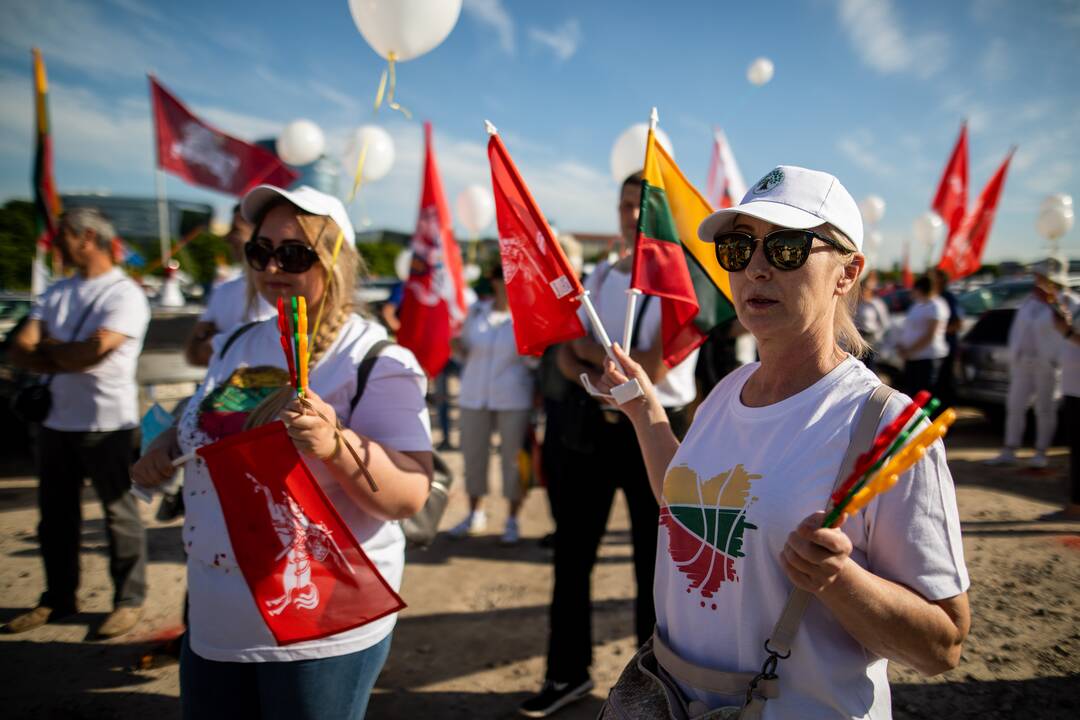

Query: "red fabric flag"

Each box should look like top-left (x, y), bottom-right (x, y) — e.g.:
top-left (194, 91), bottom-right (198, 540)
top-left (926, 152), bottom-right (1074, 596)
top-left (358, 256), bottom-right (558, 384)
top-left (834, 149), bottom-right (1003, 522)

top-left (931, 123), bottom-right (968, 241)
top-left (397, 122), bottom-right (468, 377)
top-left (704, 128), bottom-right (747, 210)
top-left (901, 242), bottom-right (913, 289)
top-left (486, 132), bottom-right (586, 356)
top-left (150, 76), bottom-right (299, 196)
top-left (197, 421), bottom-right (405, 646)
top-left (938, 149), bottom-right (1014, 279)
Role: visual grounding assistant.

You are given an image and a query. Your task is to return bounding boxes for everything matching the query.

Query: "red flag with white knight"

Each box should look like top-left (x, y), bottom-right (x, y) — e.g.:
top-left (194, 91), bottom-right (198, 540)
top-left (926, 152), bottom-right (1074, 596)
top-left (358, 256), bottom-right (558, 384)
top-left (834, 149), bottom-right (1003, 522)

top-left (704, 128), bottom-right (748, 210)
top-left (397, 122), bottom-right (468, 377)
top-left (938, 149), bottom-right (1014, 279)
top-left (486, 129), bottom-right (586, 356)
top-left (197, 421), bottom-right (405, 646)
top-left (150, 76), bottom-right (299, 196)
top-left (931, 122), bottom-right (968, 241)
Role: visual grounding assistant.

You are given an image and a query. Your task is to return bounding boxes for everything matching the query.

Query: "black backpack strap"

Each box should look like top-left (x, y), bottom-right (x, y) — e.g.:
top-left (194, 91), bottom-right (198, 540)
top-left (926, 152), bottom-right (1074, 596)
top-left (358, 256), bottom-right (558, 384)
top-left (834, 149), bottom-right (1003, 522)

top-left (349, 339), bottom-right (395, 417)
top-left (219, 321), bottom-right (260, 360)
top-left (631, 294), bottom-right (653, 351)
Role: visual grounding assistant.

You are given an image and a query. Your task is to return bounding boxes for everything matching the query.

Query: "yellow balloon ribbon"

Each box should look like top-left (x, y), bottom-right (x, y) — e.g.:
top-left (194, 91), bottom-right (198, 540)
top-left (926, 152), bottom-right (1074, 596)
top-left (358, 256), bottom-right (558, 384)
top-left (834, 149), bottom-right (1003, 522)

top-left (374, 52), bottom-right (411, 119)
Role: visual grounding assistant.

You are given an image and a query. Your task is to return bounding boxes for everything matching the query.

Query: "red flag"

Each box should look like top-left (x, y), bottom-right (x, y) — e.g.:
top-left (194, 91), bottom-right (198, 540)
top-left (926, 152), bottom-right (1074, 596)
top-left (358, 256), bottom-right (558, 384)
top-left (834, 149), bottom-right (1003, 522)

top-left (901, 241), bottom-right (913, 289)
top-left (704, 128), bottom-right (747, 210)
top-left (931, 122), bottom-right (968, 241)
top-left (150, 76), bottom-right (299, 196)
top-left (397, 122), bottom-right (468, 377)
top-left (197, 421), bottom-right (405, 646)
top-left (486, 132), bottom-right (586, 356)
top-left (938, 149), bottom-right (1014, 279)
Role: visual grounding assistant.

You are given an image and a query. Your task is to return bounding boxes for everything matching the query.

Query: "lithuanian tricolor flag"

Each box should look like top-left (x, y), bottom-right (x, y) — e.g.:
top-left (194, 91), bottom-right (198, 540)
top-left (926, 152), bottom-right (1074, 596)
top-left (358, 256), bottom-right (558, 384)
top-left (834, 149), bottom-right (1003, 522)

top-left (32, 48), bottom-right (61, 295)
top-left (631, 125), bottom-right (735, 367)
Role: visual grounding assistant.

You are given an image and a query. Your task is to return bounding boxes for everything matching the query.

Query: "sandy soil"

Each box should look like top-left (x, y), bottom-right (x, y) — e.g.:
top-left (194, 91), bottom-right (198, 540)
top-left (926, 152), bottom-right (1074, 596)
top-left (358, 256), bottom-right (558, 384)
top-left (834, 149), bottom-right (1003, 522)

top-left (1, 410), bottom-right (1077, 719)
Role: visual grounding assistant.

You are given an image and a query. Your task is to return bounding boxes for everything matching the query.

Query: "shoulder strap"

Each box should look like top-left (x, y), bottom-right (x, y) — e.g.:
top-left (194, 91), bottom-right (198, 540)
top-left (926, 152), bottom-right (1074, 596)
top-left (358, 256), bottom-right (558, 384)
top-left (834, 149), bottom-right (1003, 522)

top-left (219, 320), bottom-right (260, 360)
top-left (349, 339), bottom-right (395, 417)
top-left (631, 294), bottom-right (653, 351)
top-left (67, 278), bottom-right (126, 343)
top-left (766, 383), bottom-right (896, 657)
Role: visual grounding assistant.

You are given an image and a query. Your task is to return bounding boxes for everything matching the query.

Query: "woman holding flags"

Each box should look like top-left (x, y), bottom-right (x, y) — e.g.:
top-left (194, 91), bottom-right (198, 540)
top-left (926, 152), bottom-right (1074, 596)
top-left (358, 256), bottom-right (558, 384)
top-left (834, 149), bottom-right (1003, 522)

top-left (594, 166), bottom-right (970, 718)
top-left (132, 185), bottom-right (433, 719)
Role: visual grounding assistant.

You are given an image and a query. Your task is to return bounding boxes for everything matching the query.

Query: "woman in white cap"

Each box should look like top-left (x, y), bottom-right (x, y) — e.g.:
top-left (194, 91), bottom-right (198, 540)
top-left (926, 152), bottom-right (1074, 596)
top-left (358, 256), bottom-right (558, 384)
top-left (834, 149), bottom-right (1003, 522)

top-left (132, 185), bottom-right (432, 719)
top-left (596, 166), bottom-right (970, 718)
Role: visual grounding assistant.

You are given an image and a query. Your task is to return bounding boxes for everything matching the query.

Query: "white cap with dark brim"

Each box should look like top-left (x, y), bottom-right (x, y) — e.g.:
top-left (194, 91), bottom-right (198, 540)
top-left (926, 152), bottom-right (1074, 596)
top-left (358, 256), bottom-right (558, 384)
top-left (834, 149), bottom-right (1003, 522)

top-left (697, 165), bottom-right (864, 252)
top-left (241, 184), bottom-right (356, 246)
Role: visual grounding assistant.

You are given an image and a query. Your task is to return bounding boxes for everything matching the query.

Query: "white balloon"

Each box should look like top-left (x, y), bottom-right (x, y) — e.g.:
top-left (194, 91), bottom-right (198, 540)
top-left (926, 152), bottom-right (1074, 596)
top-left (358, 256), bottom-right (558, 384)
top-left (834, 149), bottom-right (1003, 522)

top-left (464, 263), bottom-right (482, 283)
top-left (913, 211), bottom-right (946, 248)
top-left (610, 123), bottom-right (674, 184)
top-left (348, 0), bottom-right (462, 62)
top-left (394, 248), bottom-right (412, 282)
top-left (1036, 204), bottom-right (1074, 240)
top-left (1040, 192), bottom-right (1073, 214)
top-left (865, 229), bottom-right (884, 252)
top-left (747, 57), bottom-right (775, 86)
top-left (343, 125), bottom-right (395, 182)
top-left (277, 119), bottom-right (325, 166)
top-left (455, 184), bottom-right (495, 236)
top-left (859, 195), bottom-right (887, 225)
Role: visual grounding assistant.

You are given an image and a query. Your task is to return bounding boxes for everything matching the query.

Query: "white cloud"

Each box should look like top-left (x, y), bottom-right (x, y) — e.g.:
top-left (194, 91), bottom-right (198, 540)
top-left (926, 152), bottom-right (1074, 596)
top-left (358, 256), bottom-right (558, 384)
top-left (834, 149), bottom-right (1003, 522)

top-left (979, 38), bottom-right (1011, 81)
top-left (940, 92), bottom-right (991, 133)
top-left (836, 130), bottom-right (896, 178)
top-left (836, 0), bottom-right (947, 78)
top-left (463, 0), bottom-right (515, 55)
top-left (310, 81), bottom-right (361, 114)
top-left (528, 19), bottom-right (582, 62)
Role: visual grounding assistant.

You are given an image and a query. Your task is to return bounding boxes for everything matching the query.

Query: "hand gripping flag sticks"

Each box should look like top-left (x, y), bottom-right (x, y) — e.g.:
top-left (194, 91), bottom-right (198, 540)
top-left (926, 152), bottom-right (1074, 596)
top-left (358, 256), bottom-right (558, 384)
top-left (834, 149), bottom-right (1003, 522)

top-left (823, 392), bottom-right (957, 529)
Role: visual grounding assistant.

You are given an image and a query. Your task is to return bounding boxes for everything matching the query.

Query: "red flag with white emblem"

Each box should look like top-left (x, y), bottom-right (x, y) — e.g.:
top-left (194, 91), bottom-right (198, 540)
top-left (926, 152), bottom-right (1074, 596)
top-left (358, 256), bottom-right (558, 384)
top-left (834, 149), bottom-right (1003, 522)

top-left (397, 122), bottom-right (468, 376)
top-left (931, 122), bottom-right (968, 242)
top-left (938, 149), bottom-right (1014, 279)
top-left (197, 421), bottom-right (404, 646)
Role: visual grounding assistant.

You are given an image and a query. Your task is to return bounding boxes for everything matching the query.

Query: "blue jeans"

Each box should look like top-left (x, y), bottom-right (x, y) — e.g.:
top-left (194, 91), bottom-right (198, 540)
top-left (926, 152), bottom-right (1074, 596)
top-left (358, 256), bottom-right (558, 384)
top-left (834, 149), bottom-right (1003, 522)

top-left (180, 633), bottom-right (392, 720)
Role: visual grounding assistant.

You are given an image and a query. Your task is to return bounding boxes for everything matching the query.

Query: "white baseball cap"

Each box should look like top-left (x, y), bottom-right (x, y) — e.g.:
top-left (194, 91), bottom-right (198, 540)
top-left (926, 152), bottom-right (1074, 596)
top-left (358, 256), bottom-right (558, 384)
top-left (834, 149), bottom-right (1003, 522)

top-left (241, 184), bottom-right (356, 246)
top-left (697, 165), bottom-right (864, 252)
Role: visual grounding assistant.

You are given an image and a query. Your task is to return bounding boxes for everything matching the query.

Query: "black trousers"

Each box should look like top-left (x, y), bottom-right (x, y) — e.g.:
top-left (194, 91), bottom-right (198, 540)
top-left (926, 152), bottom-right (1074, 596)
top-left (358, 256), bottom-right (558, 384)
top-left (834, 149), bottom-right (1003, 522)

top-left (1067, 396), bottom-right (1080, 505)
top-left (37, 428), bottom-right (146, 610)
top-left (544, 407), bottom-right (688, 684)
top-left (903, 358), bottom-right (943, 400)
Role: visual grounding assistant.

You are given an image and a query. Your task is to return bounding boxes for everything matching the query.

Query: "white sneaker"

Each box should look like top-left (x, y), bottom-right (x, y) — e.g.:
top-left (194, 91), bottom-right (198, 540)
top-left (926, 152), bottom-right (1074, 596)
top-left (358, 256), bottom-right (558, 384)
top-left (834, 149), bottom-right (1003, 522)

top-left (500, 517), bottom-right (520, 546)
top-left (1027, 452), bottom-right (1048, 469)
top-left (448, 511), bottom-right (487, 538)
top-left (984, 449), bottom-right (1016, 466)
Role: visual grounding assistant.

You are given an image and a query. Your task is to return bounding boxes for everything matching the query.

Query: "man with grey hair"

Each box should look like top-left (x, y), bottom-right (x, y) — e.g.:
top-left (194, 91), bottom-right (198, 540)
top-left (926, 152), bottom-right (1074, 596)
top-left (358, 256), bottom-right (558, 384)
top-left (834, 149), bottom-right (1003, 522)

top-left (6, 207), bottom-right (151, 638)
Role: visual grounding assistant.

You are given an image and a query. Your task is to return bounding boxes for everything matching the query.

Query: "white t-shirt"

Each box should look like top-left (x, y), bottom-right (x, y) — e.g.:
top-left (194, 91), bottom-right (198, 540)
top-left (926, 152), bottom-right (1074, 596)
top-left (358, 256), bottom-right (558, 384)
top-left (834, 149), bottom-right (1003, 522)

top-left (655, 357), bottom-right (968, 719)
top-left (458, 299), bottom-right (535, 411)
top-left (1008, 294), bottom-right (1065, 365)
top-left (1059, 292), bottom-right (1080, 397)
top-left (199, 275), bottom-right (276, 333)
top-left (176, 314), bottom-right (432, 662)
top-left (900, 297), bottom-right (949, 360)
top-left (30, 267), bottom-right (150, 432)
top-left (855, 297), bottom-right (890, 344)
top-left (580, 261), bottom-right (699, 408)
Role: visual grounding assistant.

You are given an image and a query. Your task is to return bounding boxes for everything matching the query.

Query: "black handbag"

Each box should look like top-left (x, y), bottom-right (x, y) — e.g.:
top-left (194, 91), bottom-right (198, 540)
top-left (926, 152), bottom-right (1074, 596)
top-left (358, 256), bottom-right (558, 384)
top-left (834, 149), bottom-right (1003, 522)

top-left (348, 339), bottom-right (455, 549)
top-left (11, 280), bottom-right (123, 424)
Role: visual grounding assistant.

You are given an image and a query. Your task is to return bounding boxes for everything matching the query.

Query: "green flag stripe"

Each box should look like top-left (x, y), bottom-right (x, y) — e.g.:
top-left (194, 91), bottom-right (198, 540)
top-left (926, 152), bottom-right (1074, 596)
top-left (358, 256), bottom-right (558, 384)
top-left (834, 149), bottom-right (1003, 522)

top-left (638, 181), bottom-right (679, 244)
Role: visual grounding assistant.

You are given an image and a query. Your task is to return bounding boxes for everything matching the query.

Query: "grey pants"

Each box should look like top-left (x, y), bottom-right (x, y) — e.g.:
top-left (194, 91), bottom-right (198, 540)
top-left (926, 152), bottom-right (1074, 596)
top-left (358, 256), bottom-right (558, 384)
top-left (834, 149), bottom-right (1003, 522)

top-left (460, 407), bottom-right (531, 502)
top-left (37, 428), bottom-right (147, 610)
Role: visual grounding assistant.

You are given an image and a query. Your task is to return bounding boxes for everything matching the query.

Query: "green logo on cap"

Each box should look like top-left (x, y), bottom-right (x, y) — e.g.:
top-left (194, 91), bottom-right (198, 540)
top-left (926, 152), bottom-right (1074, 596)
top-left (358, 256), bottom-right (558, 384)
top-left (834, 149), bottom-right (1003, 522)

top-left (753, 168), bottom-right (784, 195)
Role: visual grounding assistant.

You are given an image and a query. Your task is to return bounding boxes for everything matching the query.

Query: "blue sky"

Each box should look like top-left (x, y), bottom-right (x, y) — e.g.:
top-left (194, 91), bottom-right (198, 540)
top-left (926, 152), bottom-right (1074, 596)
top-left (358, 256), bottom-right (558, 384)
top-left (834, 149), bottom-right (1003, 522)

top-left (1, 0), bottom-right (1079, 269)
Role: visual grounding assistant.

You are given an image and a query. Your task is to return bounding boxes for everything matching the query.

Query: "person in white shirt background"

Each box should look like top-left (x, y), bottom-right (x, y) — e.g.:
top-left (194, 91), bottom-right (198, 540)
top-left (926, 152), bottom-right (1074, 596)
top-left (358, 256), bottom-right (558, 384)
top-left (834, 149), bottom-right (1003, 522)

top-left (448, 264), bottom-right (536, 546)
top-left (987, 258), bottom-right (1072, 469)
top-left (896, 275), bottom-right (950, 399)
top-left (6, 207), bottom-right (151, 639)
top-left (854, 269), bottom-right (890, 374)
top-left (596, 165), bottom-right (969, 719)
top-left (184, 203), bottom-right (276, 367)
top-left (131, 185), bottom-right (433, 720)
top-left (1048, 281), bottom-right (1080, 519)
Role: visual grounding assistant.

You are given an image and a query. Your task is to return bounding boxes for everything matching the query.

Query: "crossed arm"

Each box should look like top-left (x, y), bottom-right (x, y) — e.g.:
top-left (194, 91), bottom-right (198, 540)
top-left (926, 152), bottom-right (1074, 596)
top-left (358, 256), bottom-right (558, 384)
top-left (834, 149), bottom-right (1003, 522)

top-left (10, 318), bottom-right (129, 374)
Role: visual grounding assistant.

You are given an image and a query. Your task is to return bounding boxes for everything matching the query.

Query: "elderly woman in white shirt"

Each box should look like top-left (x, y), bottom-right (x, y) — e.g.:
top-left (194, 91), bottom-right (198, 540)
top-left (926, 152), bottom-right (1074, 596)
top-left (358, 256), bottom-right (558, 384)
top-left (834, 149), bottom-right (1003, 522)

top-left (448, 264), bottom-right (537, 545)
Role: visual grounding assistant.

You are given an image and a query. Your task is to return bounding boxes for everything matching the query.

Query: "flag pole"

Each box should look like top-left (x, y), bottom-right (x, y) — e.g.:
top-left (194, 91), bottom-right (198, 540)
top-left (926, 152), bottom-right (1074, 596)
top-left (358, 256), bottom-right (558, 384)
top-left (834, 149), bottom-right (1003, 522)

top-left (155, 168), bottom-right (170, 265)
top-left (622, 106), bottom-right (657, 351)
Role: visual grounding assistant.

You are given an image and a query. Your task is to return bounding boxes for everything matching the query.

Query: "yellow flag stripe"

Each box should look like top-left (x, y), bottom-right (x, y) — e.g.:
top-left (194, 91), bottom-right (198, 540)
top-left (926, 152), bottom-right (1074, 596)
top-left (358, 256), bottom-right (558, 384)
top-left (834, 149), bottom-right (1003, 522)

top-left (645, 133), bottom-right (732, 301)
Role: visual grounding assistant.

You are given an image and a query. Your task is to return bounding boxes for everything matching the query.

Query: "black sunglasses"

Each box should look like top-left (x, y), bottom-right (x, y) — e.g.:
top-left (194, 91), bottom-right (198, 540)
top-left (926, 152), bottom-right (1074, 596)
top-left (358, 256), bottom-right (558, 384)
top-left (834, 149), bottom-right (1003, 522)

top-left (244, 239), bottom-right (320, 274)
top-left (713, 229), bottom-right (851, 272)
